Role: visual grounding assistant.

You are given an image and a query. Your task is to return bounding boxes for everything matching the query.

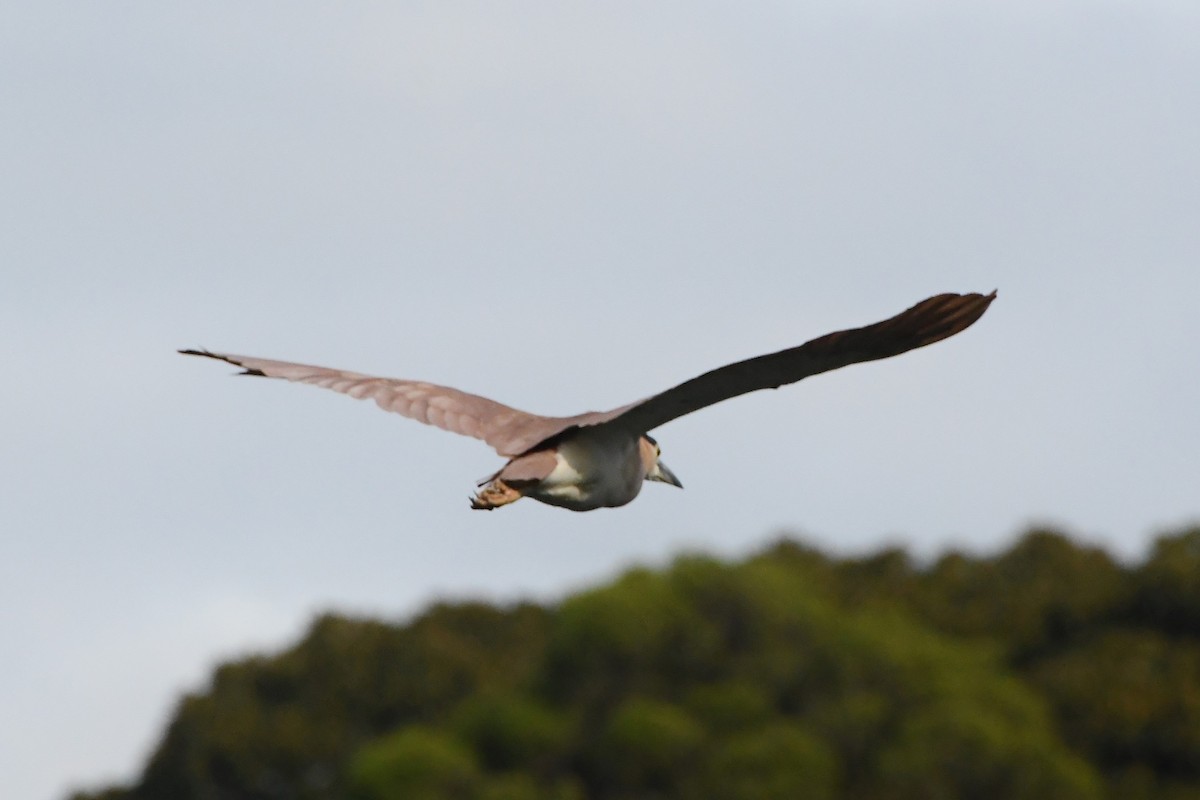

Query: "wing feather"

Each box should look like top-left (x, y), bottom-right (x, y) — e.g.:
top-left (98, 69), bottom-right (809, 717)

top-left (557, 291), bottom-right (997, 439)
top-left (178, 350), bottom-right (572, 456)
top-left (181, 291), bottom-right (994, 458)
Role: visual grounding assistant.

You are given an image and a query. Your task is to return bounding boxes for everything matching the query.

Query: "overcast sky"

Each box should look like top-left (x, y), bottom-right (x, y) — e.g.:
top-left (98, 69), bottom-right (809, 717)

top-left (3, 3), bottom-right (1198, 798)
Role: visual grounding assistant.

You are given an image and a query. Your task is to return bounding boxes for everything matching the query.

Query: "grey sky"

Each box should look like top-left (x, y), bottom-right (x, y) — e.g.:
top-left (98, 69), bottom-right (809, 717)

top-left (3, 3), bottom-right (1198, 798)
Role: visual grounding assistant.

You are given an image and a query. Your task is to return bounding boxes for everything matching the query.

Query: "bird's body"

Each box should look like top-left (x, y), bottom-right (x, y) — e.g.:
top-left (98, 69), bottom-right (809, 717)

top-left (501, 431), bottom-right (651, 511)
top-left (181, 291), bottom-right (995, 511)
top-left (530, 433), bottom-right (647, 510)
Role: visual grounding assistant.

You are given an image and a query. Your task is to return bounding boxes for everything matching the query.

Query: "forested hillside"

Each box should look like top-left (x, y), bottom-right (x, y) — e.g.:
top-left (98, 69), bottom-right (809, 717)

top-left (71, 526), bottom-right (1200, 800)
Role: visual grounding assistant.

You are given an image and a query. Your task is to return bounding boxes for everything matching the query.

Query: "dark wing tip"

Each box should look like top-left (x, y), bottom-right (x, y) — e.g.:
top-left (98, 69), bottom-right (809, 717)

top-left (907, 290), bottom-right (996, 344)
top-left (949, 289), bottom-right (997, 331)
top-left (177, 348), bottom-right (266, 377)
top-left (794, 290), bottom-right (997, 372)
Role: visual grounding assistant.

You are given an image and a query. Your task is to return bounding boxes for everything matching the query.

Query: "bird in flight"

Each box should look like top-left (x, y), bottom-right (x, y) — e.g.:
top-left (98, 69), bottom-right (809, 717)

top-left (182, 291), bottom-right (994, 511)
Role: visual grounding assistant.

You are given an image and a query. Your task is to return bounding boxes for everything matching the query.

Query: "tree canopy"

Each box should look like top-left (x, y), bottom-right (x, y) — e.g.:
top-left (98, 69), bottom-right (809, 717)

top-left (69, 526), bottom-right (1200, 800)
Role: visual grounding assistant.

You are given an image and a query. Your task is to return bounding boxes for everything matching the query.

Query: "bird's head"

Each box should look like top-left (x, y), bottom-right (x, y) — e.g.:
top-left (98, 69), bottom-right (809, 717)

top-left (640, 435), bottom-right (683, 489)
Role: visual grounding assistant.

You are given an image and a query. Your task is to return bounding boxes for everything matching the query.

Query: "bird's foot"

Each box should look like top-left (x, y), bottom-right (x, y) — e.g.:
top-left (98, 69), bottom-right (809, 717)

top-left (470, 480), bottom-right (522, 510)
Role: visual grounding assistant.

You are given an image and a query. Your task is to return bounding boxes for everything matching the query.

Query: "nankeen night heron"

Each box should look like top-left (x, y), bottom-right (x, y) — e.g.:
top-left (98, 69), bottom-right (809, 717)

top-left (181, 291), bottom-right (995, 511)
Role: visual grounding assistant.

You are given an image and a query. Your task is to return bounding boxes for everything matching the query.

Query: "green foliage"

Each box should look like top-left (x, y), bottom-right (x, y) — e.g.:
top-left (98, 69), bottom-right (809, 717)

top-left (68, 524), bottom-right (1200, 800)
top-left (1030, 629), bottom-right (1200, 771)
top-left (681, 681), bottom-right (772, 733)
top-left (588, 698), bottom-right (705, 792)
top-left (107, 603), bottom-right (551, 800)
top-left (700, 722), bottom-right (837, 800)
top-left (876, 699), bottom-right (1100, 800)
top-left (349, 726), bottom-right (480, 800)
top-left (542, 565), bottom-right (721, 707)
top-left (905, 529), bottom-right (1128, 658)
top-left (1132, 527), bottom-right (1200, 635)
top-left (450, 694), bottom-right (571, 773)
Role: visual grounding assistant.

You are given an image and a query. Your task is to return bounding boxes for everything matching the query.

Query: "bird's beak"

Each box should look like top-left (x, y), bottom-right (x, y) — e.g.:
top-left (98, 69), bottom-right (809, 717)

top-left (648, 460), bottom-right (683, 489)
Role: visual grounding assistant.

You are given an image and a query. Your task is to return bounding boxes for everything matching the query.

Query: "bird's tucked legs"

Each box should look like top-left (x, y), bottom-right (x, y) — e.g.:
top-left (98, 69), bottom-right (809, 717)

top-left (470, 479), bottom-right (523, 510)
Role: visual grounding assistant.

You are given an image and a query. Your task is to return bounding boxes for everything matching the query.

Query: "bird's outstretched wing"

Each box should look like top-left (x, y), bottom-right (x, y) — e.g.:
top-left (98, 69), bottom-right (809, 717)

top-left (556, 291), bottom-right (997, 439)
top-left (177, 350), bottom-right (574, 457)
top-left (182, 292), bottom-right (994, 457)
